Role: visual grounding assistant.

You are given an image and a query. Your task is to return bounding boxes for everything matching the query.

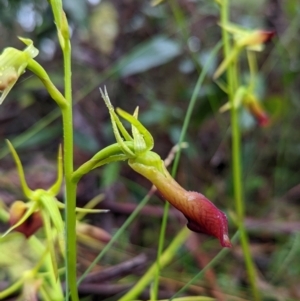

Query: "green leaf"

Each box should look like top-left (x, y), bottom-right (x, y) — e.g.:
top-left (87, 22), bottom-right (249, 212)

top-left (118, 35), bottom-right (182, 77)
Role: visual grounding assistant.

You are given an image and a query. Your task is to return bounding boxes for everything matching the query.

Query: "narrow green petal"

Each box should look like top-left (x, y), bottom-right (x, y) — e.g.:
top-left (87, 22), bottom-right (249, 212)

top-left (100, 87), bottom-right (135, 157)
top-left (40, 194), bottom-right (65, 257)
top-left (2, 202), bottom-right (37, 237)
top-left (6, 140), bottom-right (33, 198)
top-left (100, 87), bottom-right (133, 142)
top-left (76, 193), bottom-right (105, 221)
top-left (117, 107), bottom-right (154, 151)
top-left (130, 107), bottom-right (148, 154)
top-left (41, 208), bottom-right (59, 279)
top-left (47, 145), bottom-right (63, 196)
top-left (213, 46), bottom-right (240, 79)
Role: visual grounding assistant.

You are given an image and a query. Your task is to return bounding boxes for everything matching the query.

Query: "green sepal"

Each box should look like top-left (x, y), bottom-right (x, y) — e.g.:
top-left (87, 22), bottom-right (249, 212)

top-left (100, 88), bottom-right (133, 142)
top-left (100, 87), bottom-right (135, 157)
top-left (39, 194), bottom-right (65, 258)
top-left (1, 202), bottom-right (38, 237)
top-left (41, 208), bottom-right (59, 280)
top-left (117, 107), bottom-right (154, 152)
top-left (55, 200), bottom-right (108, 214)
top-left (76, 193), bottom-right (105, 221)
top-left (213, 45), bottom-right (240, 79)
top-left (6, 140), bottom-right (33, 199)
top-left (219, 86), bottom-right (246, 112)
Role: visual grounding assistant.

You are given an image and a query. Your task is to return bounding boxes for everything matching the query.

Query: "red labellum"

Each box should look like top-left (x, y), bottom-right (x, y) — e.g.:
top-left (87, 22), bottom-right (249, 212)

top-left (246, 99), bottom-right (270, 127)
top-left (183, 192), bottom-right (231, 247)
top-left (259, 30), bottom-right (275, 43)
top-left (129, 160), bottom-right (232, 247)
top-left (9, 201), bottom-right (43, 238)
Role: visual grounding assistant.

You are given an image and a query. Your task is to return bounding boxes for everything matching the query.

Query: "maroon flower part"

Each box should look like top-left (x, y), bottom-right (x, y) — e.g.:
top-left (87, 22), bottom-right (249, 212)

top-left (238, 30), bottom-right (275, 48)
top-left (129, 159), bottom-right (231, 247)
top-left (245, 94), bottom-right (270, 127)
top-left (9, 201), bottom-right (43, 238)
top-left (182, 191), bottom-right (231, 248)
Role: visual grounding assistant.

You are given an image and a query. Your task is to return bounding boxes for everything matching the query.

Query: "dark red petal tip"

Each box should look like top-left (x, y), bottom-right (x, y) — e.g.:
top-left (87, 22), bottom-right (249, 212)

top-left (184, 192), bottom-right (231, 247)
top-left (261, 30), bottom-right (275, 43)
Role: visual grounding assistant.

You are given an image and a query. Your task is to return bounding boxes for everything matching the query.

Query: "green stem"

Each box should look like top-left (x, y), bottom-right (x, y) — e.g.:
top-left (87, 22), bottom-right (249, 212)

top-left (27, 59), bottom-right (67, 109)
top-left (220, 1), bottom-right (260, 300)
top-left (61, 37), bottom-right (79, 301)
top-left (119, 227), bottom-right (189, 301)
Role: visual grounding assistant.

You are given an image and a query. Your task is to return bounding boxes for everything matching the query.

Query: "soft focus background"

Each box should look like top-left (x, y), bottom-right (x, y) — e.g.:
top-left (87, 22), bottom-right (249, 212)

top-left (1, 0), bottom-right (300, 300)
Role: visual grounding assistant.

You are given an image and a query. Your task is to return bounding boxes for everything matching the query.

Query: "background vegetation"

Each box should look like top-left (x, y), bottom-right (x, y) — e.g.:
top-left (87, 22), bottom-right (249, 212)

top-left (1, 0), bottom-right (300, 300)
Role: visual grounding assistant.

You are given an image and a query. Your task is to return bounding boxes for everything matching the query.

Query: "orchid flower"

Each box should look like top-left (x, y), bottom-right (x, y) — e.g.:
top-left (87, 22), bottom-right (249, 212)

top-left (4, 141), bottom-right (106, 277)
top-left (72, 88), bottom-right (231, 247)
top-left (214, 23), bottom-right (274, 79)
top-left (219, 86), bottom-right (269, 127)
top-left (0, 38), bottom-right (38, 104)
top-left (0, 38), bottom-right (67, 108)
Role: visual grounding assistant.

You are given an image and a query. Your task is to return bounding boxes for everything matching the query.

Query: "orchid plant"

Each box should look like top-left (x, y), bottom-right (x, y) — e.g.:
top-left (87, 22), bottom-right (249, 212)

top-left (0, 1), bottom-right (232, 300)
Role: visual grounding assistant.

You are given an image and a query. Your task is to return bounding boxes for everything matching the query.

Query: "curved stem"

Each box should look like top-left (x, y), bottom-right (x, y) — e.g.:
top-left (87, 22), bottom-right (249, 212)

top-left (72, 142), bottom-right (134, 183)
top-left (27, 59), bottom-right (67, 109)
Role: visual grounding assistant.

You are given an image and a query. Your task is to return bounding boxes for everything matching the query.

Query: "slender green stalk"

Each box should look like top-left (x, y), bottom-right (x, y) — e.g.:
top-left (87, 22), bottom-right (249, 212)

top-left (152, 41), bottom-right (222, 300)
top-left (47, 2), bottom-right (78, 299)
top-left (61, 37), bottom-right (79, 301)
top-left (119, 227), bottom-right (190, 301)
top-left (220, 1), bottom-right (260, 300)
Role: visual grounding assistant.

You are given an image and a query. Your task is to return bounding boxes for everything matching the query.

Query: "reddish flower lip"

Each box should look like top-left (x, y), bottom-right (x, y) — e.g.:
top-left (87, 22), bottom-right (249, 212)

top-left (246, 98), bottom-right (270, 127)
top-left (129, 159), bottom-right (232, 248)
top-left (9, 201), bottom-right (43, 238)
top-left (183, 192), bottom-right (231, 248)
top-left (158, 189), bottom-right (232, 248)
top-left (260, 30), bottom-right (275, 43)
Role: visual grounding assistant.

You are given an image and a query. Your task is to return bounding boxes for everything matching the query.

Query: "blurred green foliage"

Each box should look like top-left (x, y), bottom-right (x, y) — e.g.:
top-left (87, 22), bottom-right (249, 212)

top-left (1, 0), bottom-right (300, 300)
